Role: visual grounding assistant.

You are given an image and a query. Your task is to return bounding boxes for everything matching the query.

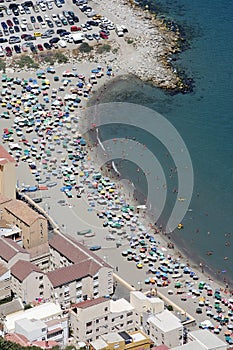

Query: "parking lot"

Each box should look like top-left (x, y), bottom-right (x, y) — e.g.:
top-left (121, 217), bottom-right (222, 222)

top-left (0, 0), bottom-right (121, 56)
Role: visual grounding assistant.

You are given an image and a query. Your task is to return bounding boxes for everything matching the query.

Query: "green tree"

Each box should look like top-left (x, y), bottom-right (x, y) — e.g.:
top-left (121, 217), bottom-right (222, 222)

top-left (97, 44), bottom-right (111, 54)
top-left (0, 58), bottom-right (6, 72)
top-left (54, 52), bottom-right (68, 64)
top-left (79, 43), bottom-right (92, 53)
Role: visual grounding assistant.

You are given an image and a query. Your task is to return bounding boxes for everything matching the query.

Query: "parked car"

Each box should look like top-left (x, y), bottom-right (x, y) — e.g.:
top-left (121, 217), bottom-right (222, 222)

top-left (14, 44), bottom-right (21, 53)
top-left (37, 43), bottom-right (44, 51)
top-left (5, 46), bottom-right (12, 56)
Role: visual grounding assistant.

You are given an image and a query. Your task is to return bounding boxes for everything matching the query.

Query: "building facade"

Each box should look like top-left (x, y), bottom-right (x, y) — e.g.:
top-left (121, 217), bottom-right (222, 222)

top-left (0, 146), bottom-right (16, 200)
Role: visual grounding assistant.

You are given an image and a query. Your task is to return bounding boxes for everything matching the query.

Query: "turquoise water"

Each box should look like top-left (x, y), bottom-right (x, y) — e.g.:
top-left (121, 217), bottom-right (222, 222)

top-left (91, 1), bottom-right (233, 285)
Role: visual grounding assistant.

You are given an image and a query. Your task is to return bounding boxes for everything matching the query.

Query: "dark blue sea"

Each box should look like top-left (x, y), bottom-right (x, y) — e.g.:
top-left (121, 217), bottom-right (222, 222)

top-left (91, 0), bottom-right (233, 285)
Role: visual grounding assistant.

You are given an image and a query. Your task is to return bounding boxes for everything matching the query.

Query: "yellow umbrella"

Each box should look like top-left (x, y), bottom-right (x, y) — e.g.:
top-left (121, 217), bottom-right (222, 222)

top-left (108, 188), bottom-right (114, 193)
top-left (16, 100), bottom-right (21, 105)
top-left (100, 190), bottom-right (105, 195)
top-left (79, 172), bottom-right (84, 177)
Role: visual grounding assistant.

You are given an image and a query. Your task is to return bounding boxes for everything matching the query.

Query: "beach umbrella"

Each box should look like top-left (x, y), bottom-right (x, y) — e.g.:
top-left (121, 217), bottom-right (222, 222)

top-left (175, 282), bottom-right (182, 288)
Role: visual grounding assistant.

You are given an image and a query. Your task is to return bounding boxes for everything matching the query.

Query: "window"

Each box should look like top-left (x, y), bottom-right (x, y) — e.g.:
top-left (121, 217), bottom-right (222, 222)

top-left (104, 307), bottom-right (108, 312)
top-left (127, 312), bottom-right (133, 317)
top-left (86, 321), bottom-right (92, 327)
top-left (105, 316), bottom-right (108, 321)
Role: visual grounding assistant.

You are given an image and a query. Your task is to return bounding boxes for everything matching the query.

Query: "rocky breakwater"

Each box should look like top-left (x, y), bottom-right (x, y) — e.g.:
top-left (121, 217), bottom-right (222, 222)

top-left (92, 0), bottom-right (190, 93)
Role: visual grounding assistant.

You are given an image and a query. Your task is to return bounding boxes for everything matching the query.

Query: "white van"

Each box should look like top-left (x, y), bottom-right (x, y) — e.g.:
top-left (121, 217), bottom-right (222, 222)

top-left (58, 39), bottom-right (67, 48)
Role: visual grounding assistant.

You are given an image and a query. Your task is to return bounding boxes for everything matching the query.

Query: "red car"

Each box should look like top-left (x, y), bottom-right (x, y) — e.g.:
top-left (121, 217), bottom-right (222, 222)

top-left (5, 46), bottom-right (12, 56)
top-left (100, 31), bottom-right (108, 39)
top-left (6, 19), bottom-right (13, 27)
top-left (37, 43), bottom-right (44, 51)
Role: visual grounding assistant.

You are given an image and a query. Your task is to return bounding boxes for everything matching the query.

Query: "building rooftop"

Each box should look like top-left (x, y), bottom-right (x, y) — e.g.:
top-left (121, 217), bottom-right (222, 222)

top-left (90, 338), bottom-right (108, 350)
top-left (5, 333), bottom-right (29, 347)
top-left (130, 291), bottom-right (147, 301)
top-left (0, 194), bottom-right (12, 206)
top-left (16, 318), bottom-right (46, 333)
top-left (73, 297), bottom-right (107, 310)
top-left (5, 302), bottom-right (62, 332)
top-left (47, 259), bottom-right (100, 288)
top-left (0, 298), bottom-right (24, 316)
top-left (0, 145), bottom-right (15, 165)
top-left (148, 309), bottom-right (182, 332)
top-left (0, 237), bottom-right (27, 263)
top-left (190, 329), bottom-right (227, 348)
top-left (4, 199), bottom-right (46, 226)
top-left (0, 262), bottom-right (8, 277)
top-left (11, 260), bottom-right (42, 282)
top-left (102, 332), bottom-right (124, 344)
top-left (130, 331), bottom-right (147, 342)
top-left (172, 340), bottom-right (205, 350)
top-left (49, 233), bottom-right (111, 268)
top-left (27, 242), bottom-right (50, 260)
top-left (110, 298), bottom-right (134, 313)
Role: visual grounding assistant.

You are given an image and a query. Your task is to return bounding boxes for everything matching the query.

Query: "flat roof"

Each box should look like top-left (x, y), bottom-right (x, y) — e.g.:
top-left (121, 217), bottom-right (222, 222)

top-left (172, 340), bottom-right (205, 350)
top-left (149, 309), bottom-right (182, 332)
top-left (6, 303), bottom-right (61, 332)
top-left (102, 332), bottom-right (123, 343)
top-left (16, 318), bottom-right (46, 332)
top-left (110, 298), bottom-right (134, 313)
top-left (90, 338), bottom-right (108, 350)
top-left (130, 291), bottom-right (147, 301)
top-left (131, 331), bottom-right (147, 342)
top-left (190, 329), bottom-right (227, 348)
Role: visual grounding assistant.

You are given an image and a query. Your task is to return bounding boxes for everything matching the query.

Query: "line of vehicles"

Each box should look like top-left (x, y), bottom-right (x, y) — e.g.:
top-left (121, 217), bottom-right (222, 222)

top-left (0, 0), bottom-right (127, 57)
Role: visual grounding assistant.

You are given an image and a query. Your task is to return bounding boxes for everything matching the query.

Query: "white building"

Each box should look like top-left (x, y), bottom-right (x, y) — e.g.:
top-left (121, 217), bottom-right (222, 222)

top-left (144, 309), bottom-right (183, 348)
top-left (69, 297), bottom-right (138, 343)
top-left (130, 291), bottom-right (164, 315)
top-left (110, 298), bottom-right (138, 333)
top-left (171, 329), bottom-right (227, 350)
top-left (5, 302), bottom-right (68, 347)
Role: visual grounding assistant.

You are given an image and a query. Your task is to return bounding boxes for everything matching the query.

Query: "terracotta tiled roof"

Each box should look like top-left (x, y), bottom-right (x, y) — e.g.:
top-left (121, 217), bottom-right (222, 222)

top-left (0, 145), bottom-right (15, 165)
top-left (5, 333), bottom-right (29, 347)
top-left (27, 242), bottom-right (50, 260)
top-left (49, 233), bottom-right (111, 268)
top-left (0, 237), bottom-right (27, 262)
top-left (0, 262), bottom-right (8, 276)
top-left (46, 259), bottom-right (100, 288)
top-left (0, 194), bottom-right (12, 206)
top-left (0, 298), bottom-right (24, 315)
top-left (49, 234), bottom-right (88, 264)
top-left (4, 199), bottom-right (46, 226)
top-left (73, 297), bottom-right (107, 309)
top-left (11, 260), bottom-right (42, 282)
top-left (32, 340), bottom-right (58, 349)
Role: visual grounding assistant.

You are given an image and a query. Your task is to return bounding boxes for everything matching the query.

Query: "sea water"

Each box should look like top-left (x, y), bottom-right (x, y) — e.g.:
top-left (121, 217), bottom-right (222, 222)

top-left (91, 0), bottom-right (233, 285)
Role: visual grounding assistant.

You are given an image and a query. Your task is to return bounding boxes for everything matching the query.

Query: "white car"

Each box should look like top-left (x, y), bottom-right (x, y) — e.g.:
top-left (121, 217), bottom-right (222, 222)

top-left (52, 13), bottom-right (58, 21)
top-left (40, 3), bottom-right (47, 11)
top-left (44, 14), bottom-right (50, 21)
top-left (58, 40), bottom-right (67, 48)
top-left (21, 18), bottom-right (27, 25)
